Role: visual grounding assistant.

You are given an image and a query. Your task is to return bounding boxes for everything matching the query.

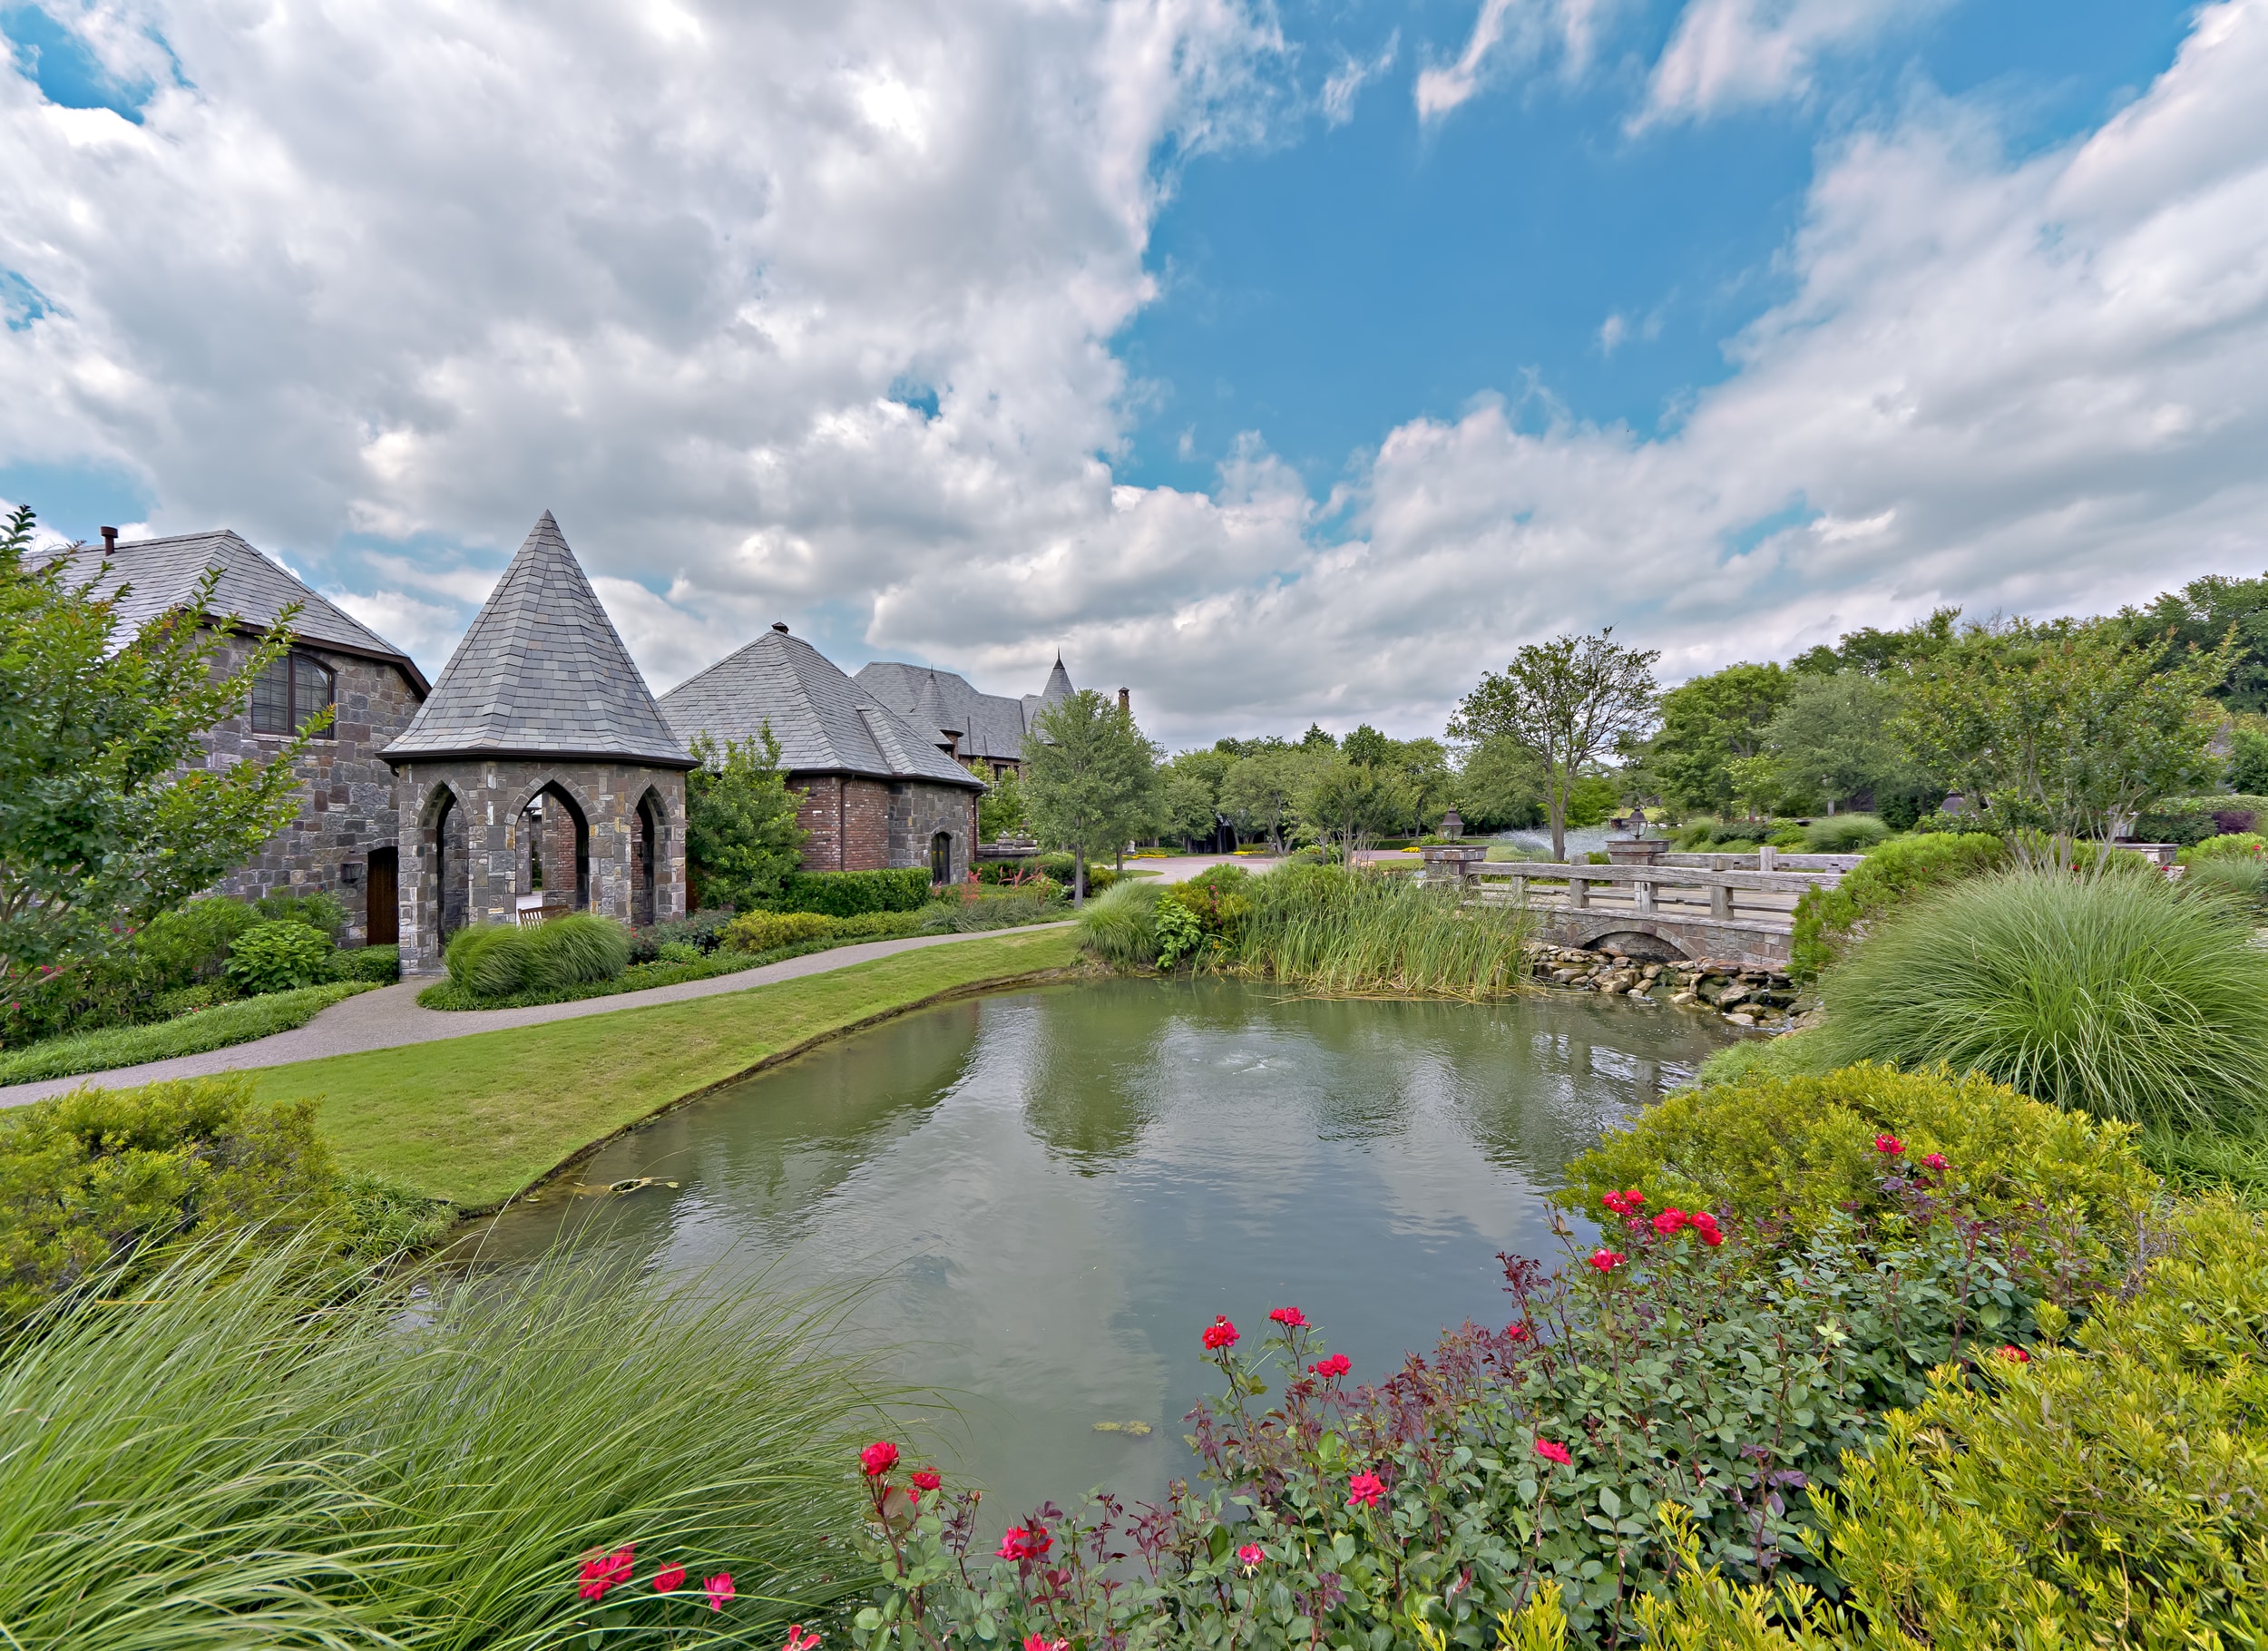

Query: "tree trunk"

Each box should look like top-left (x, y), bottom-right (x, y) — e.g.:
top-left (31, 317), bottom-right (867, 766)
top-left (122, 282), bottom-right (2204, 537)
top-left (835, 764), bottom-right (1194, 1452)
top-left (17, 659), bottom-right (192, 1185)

top-left (1074, 845), bottom-right (1087, 906)
top-left (1549, 767), bottom-right (1569, 864)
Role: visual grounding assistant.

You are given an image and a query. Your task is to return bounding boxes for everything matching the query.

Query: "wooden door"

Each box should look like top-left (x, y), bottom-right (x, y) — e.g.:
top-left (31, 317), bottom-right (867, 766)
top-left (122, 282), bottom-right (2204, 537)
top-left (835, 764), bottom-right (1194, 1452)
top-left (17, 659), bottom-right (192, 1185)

top-left (367, 846), bottom-right (398, 945)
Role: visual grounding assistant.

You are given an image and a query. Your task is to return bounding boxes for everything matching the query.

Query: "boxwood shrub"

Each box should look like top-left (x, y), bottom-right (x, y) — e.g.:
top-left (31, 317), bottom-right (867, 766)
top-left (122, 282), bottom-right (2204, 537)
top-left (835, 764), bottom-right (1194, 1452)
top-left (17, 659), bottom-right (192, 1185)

top-left (770, 867), bottom-right (934, 916)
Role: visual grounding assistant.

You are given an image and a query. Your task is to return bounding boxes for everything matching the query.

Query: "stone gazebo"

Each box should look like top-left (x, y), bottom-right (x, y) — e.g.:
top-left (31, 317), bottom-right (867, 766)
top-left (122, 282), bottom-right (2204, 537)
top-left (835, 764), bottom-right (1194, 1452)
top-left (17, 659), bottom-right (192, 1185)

top-left (382, 513), bottom-right (694, 973)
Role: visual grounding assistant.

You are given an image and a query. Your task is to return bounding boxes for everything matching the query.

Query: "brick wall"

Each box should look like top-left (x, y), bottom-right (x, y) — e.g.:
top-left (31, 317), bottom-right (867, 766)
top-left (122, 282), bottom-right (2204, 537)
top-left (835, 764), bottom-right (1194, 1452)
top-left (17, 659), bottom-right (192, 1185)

top-left (200, 635), bottom-right (425, 945)
top-left (790, 772), bottom-right (978, 878)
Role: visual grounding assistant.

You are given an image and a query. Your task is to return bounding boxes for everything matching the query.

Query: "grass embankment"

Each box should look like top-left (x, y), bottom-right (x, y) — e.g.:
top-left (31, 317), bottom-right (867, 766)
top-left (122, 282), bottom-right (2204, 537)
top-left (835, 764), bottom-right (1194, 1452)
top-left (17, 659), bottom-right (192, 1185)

top-left (251, 928), bottom-right (1079, 1209)
top-left (0, 982), bottom-right (378, 1086)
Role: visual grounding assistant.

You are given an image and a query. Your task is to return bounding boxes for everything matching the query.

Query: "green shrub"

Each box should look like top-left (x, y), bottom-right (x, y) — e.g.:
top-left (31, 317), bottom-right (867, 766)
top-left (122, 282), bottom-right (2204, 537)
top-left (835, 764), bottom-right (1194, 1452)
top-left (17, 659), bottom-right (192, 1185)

top-left (2136, 793), bottom-right (2268, 847)
top-left (2183, 853), bottom-right (2268, 913)
top-left (913, 891), bottom-right (1067, 933)
top-left (327, 943), bottom-right (400, 984)
top-left (769, 867), bottom-right (934, 916)
top-left (0, 1076), bottom-right (338, 1323)
top-left (655, 940), bottom-right (703, 964)
top-left (626, 907), bottom-right (738, 962)
top-left (224, 919), bottom-right (337, 994)
top-left (1807, 869), bottom-right (2268, 1130)
top-left (0, 1235), bottom-right (877, 1647)
top-left (1802, 814), bottom-right (1891, 853)
top-left (1628, 1198), bottom-right (2268, 1648)
top-left (725, 909), bottom-right (839, 952)
top-left (831, 909), bottom-right (928, 940)
top-left (2181, 830), bottom-right (2268, 864)
top-left (445, 923), bottom-right (534, 997)
top-left (137, 896), bottom-right (259, 986)
top-left (0, 983), bottom-right (376, 1085)
top-left (1076, 877), bottom-right (1164, 968)
top-left (1788, 830), bottom-right (2007, 979)
top-left (252, 888), bottom-right (347, 942)
top-left (520, 913), bottom-right (631, 990)
top-left (152, 982), bottom-right (232, 1018)
top-left (1561, 1062), bottom-right (2156, 1246)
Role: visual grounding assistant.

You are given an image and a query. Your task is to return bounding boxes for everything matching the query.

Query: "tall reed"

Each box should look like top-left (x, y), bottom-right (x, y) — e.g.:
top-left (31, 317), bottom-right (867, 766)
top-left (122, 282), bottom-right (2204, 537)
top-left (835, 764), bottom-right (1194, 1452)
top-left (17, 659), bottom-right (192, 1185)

top-left (0, 1232), bottom-right (883, 1647)
top-left (1225, 864), bottom-right (1534, 999)
top-left (1809, 867), bottom-right (2268, 1131)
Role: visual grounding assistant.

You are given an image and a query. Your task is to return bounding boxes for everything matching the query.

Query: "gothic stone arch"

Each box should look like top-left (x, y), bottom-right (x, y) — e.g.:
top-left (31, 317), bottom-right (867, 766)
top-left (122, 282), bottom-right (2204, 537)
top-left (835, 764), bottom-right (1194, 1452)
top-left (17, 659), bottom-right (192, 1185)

top-left (391, 759), bottom-right (688, 973)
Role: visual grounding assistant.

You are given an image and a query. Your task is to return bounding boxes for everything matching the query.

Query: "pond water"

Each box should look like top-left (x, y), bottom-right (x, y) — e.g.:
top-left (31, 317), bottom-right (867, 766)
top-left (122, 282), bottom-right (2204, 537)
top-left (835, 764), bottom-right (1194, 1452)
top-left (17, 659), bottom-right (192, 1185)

top-left (471, 979), bottom-right (1727, 1524)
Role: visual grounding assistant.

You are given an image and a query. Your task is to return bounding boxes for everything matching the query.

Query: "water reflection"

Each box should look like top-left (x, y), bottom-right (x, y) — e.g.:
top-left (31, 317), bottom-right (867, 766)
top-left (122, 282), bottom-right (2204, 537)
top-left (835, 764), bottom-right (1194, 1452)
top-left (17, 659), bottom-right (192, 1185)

top-left (470, 979), bottom-right (1725, 1523)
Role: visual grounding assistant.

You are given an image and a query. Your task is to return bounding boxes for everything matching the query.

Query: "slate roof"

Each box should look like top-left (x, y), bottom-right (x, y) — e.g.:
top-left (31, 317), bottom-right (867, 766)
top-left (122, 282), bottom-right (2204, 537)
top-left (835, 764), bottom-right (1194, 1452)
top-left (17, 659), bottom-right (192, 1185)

top-left (381, 513), bottom-right (692, 768)
top-left (855, 654), bottom-right (1076, 763)
top-left (663, 628), bottom-right (983, 789)
top-left (44, 529), bottom-right (428, 690)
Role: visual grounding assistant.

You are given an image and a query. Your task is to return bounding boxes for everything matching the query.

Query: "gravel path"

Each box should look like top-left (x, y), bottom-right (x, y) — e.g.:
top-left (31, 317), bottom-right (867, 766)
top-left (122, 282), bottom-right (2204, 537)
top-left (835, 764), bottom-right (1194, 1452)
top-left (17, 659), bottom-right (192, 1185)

top-left (0, 923), bottom-right (1072, 1109)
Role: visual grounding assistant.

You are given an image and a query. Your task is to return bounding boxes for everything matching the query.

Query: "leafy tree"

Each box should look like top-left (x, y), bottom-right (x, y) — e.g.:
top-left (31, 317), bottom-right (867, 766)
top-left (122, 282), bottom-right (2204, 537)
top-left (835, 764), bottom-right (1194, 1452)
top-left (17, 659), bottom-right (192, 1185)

top-left (967, 761), bottom-right (1029, 842)
top-left (1453, 737), bottom-right (1547, 832)
top-left (1789, 609), bottom-right (1961, 679)
top-left (1, 507), bottom-right (315, 1001)
top-left (1449, 630), bottom-right (1660, 862)
top-left (1022, 689), bottom-right (1161, 902)
top-left (2116, 571), bottom-right (2268, 711)
top-left (1647, 661), bottom-right (1793, 818)
top-left (1295, 758), bottom-right (1413, 859)
top-left (1219, 748), bottom-right (1304, 851)
top-left (1763, 672), bottom-right (1913, 813)
top-left (2228, 723), bottom-right (2268, 795)
top-left (1341, 724), bottom-right (1393, 768)
top-left (1158, 749), bottom-right (1231, 848)
top-left (1898, 618), bottom-right (2229, 864)
top-left (683, 727), bottom-right (806, 912)
top-left (1299, 723), bottom-right (1337, 752)
top-left (1564, 771), bottom-right (1623, 828)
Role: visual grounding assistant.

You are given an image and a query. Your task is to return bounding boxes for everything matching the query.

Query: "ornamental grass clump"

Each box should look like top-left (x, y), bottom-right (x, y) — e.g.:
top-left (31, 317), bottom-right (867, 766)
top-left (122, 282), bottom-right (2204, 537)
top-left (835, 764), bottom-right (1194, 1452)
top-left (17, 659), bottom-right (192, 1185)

top-left (1224, 864), bottom-right (1533, 999)
top-left (1807, 868), bottom-right (2268, 1131)
top-left (0, 1230), bottom-right (879, 1647)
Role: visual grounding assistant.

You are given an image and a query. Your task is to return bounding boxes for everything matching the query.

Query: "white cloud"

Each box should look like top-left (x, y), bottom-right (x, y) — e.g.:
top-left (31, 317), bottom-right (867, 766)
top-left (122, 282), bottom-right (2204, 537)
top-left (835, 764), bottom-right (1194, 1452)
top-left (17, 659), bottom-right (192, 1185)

top-left (1637, 0), bottom-right (1951, 127)
top-left (3, 0), bottom-right (2268, 750)
top-left (1321, 33), bottom-right (1398, 128)
top-left (1414, 0), bottom-right (1604, 123)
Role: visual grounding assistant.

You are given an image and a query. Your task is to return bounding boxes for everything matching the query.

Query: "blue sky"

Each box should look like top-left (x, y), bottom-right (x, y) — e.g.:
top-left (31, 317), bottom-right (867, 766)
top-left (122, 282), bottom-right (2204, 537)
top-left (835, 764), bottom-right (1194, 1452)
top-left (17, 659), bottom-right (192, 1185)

top-left (1118, 0), bottom-right (2196, 498)
top-left (1, 0), bottom-right (2262, 745)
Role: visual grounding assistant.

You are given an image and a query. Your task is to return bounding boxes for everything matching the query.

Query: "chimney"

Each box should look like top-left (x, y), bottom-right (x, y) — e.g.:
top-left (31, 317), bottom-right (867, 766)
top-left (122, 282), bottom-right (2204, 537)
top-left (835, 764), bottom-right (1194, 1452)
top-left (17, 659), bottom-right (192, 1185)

top-left (1117, 687), bottom-right (1130, 716)
top-left (100, 526), bottom-right (118, 552)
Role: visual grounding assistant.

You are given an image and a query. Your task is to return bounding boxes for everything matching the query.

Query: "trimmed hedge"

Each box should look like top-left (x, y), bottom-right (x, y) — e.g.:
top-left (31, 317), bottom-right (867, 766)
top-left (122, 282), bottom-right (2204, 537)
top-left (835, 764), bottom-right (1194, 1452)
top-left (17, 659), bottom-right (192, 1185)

top-left (769, 867), bottom-right (934, 916)
top-left (2135, 793), bottom-right (2268, 846)
top-left (1788, 831), bottom-right (2006, 979)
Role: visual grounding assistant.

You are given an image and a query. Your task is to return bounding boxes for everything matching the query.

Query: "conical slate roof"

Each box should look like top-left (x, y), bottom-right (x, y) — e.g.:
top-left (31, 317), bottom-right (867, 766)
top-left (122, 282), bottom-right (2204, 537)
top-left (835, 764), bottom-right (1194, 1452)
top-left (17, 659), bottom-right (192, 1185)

top-left (660, 627), bottom-right (982, 788)
top-left (382, 513), bottom-right (691, 768)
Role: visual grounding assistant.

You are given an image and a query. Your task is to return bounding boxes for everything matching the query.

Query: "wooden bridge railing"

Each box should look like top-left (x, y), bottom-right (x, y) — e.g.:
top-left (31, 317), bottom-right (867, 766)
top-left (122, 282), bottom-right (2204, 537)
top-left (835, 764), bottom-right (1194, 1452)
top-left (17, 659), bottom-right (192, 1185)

top-left (1419, 847), bottom-right (1846, 933)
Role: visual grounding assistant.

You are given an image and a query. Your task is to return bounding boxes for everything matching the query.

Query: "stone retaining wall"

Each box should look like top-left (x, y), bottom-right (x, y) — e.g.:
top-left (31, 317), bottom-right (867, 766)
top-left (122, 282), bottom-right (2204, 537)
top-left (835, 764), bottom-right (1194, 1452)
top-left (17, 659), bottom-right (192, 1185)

top-left (1528, 943), bottom-right (1804, 1031)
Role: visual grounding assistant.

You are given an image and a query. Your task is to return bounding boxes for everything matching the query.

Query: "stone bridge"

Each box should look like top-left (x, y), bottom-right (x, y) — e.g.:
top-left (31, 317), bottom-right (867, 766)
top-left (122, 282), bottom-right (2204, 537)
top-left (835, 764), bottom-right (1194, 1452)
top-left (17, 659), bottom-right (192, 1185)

top-left (1421, 846), bottom-right (1854, 972)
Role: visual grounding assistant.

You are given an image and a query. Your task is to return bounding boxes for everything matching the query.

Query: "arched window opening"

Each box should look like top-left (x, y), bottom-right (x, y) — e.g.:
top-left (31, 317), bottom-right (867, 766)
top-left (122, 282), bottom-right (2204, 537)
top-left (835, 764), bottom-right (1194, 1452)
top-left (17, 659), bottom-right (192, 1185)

top-left (249, 652), bottom-right (335, 736)
top-left (516, 785), bottom-right (591, 920)
top-left (930, 831), bottom-right (953, 886)
top-left (433, 790), bottom-right (468, 941)
top-left (632, 791), bottom-right (661, 928)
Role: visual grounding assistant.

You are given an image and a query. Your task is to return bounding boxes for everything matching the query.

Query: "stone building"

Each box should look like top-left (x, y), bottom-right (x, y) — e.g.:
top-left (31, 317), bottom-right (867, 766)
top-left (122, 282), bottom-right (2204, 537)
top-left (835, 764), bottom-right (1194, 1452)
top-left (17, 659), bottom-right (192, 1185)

top-left (382, 513), bottom-right (693, 973)
top-left (660, 624), bottom-right (984, 884)
top-left (56, 527), bottom-right (431, 947)
top-left (855, 654), bottom-right (1075, 777)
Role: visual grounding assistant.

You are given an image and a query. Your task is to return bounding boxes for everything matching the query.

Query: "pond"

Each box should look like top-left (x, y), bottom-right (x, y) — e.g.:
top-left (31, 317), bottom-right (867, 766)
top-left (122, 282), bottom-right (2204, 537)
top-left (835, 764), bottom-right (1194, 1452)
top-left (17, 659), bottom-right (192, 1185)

top-left (471, 978), bottom-right (1728, 1523)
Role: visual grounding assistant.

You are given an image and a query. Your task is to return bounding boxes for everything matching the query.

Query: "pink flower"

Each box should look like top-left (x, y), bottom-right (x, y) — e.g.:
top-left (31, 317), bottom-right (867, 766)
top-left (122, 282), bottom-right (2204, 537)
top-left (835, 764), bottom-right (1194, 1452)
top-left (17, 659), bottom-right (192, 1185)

top-left (1588, 1248), bottom-right (1627, 1272)
top-left (1691, 1210), bottom-right (1724, 1247)
top-left (1998, 1344), bottom-right (2030, 1364)
top-left (1202, 1315), bottom-right (1239, 1351)
top-left (999, 1525), bottom-right (1053, 1562)
top-left (912, 1469), bottom-right (943, 1493)
top-left (579, 1546), bottom-right (635, 1601)
top-left (1023, 1636), bottom-right (1068, 1651)
top-left (1269, 1306), bottom-right (1308, 1328)
top-left (1237, 1543), bottom-right (1265, 1574)
top-left (705, 1574), bottom-right (736, 1613)
top-left (652, 1563), bottom-right (686, 1594)
top-left (861, 1440), bottom-right (900, 1478)
top-left (1308, 1353), bottom-right (1352, 1380)
top-left (1921, 1152), bottom-right (1948, 1173)
top-left (1534, 1439), bottom-right (1571, 1467)
top-left (1874, 1133), bottom-right (1903, 1156)
top-left (1504, 1321), bottom-right (1531, 1341)
top-left (1651, 1208), bottom-right (1687, 1236)
top-left (1346, 1470), bottom-right (1386, 1508)
top-left (784, 1624), bottom-right (820, 1650)
top-left (1697, 1226), bottom-right (1724, 1247)
top-left (1600, 1187), bottom-right (1646, 1216)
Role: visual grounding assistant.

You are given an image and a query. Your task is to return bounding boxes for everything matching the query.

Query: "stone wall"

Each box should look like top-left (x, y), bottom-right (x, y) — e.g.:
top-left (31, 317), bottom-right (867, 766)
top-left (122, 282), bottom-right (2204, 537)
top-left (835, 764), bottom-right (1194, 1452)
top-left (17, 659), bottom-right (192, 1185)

top-left (1530, 943), bottom-right (1803, 1031)
top-left (391, 757), bottom-right (688, 973)
top-left (200, 635), bottom-right (425, 946)
top-left (887, 781), bottom-right (979, 883)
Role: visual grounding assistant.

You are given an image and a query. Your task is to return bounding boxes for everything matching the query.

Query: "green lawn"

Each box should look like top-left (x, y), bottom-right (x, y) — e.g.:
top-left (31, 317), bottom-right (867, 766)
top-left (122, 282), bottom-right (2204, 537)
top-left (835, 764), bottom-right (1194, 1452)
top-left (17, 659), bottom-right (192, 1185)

top-left (250, 928), bottom-right (1079, 1209)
